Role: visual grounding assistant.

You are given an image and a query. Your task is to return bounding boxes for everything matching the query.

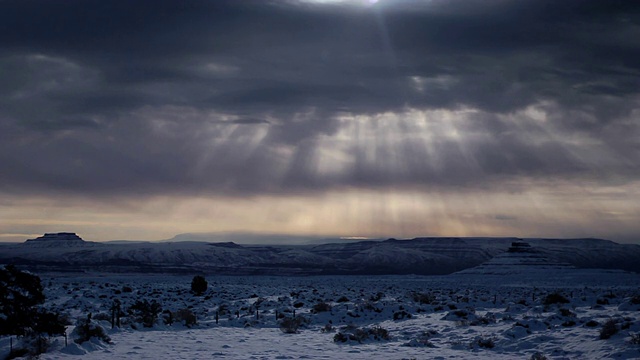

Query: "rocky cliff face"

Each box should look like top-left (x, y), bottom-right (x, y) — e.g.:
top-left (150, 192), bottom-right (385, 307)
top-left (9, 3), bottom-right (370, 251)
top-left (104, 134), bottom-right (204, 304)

top-left (25, 232), bottom-right (84, 242)
top-left (22, 232), bottom-right (101, 249)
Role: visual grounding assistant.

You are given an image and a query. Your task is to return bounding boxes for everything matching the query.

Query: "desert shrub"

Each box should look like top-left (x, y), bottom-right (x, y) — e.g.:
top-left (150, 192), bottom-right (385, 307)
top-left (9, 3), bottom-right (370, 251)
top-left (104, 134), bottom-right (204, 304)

top-left (600, 319), bottom-right (619, 339)
top-left (412, 292), bottom-right (435, 305)
top-left (629, 332), bottom-right (640, 345)
top-left (405, 329), bottom-right (438, 347)
top-left (129, 299), bottom-right (162, 328)
top-left (393, 310), bottom-right (412, 320)
top-left (351, 328), bottom-right (370, 342)
top-left (544, 293), bottom-right (569, 305)
top-left (175, 308), bottom-right (197, 326)
top-left (122, 286), bottom-right (133, 293)
top-left (423, 329), bottom-right (438, 337)
top-left (336, 296), bottom-right (349, 303)
top-left (218, 303), bottom-right (230, 315)
top-left (559, 308), bottom-right (575, 317)
top-left (585, 320), bottom-right (599, 327)
top-left (279, 316), bottom-right (308, 334)
top-left (74, 314), bottom-right (111, 344)
top-left (360, 300), bottom-right (382, 313)
top-left (333, 332), bottom-right (349, 342)
top-left (321, 323), bottom-right (335, 333)
top-left (191, 275), bottom-right (208, 295)
top-left (370, 292), bottom-right (384, 302)
top-left (333, 325), bottom-right (390, 343)
top-left (312, 301), bottom-right (331, 313)
top-left (596, 298), bottom-right (609, 305)
top-left (470, 313), bottom-right (496, 326)
top-left (369, 326), bottom-right (390, 340)
top-left (474, 335), bottom-right (496, 349)
top-left (631, 295), bottom-right (640, 305)
top-left (530, 352), bottom-right (548, 360)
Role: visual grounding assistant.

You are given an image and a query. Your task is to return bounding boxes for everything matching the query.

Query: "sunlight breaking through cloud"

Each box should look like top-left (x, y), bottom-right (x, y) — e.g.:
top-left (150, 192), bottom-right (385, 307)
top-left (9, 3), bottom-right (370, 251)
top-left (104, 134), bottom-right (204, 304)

top-left (0, 0), bottom-right (638, 242)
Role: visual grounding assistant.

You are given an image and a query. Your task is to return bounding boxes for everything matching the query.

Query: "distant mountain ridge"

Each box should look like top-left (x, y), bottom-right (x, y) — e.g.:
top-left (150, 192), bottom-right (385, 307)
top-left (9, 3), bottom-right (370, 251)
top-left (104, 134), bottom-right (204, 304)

top-left (0, 233), bottom-right (639, 275)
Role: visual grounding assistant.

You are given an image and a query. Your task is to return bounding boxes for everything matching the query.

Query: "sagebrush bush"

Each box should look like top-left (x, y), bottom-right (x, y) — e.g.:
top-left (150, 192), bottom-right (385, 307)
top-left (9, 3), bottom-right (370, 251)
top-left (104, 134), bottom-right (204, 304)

top-left (312, 301), bottom-right (331, 313)
top-left (474, 335), bottom-right (495, 349)
top-left (369, 326), bottom-right (390, 341)
top-left (129, 299), bottom-right (162, 328)
top-left (470, 313), bottom-right (496, 326)
top-left (393, 310), bottom-right (412, 320)
top-left (74, 315), bottom-right (111, 344)
top-left (333, 325), bottom-right (390, 343)
top-left (530, 352), bottom-right (548, 360)
top-left (279, 316), bottom-right (307, 334)
top-left (176, 308), bottom-right (197, 326)
top-left (369, 292), bottom-right (384, 302)
top-left (333, 332), bottom-right (348, 342)
top-left (559, 308), bottom-right (575, 317)
top-left (544, 293), bottom-right (569, 305)
top-left (412, 292), bottom-right (435, 305)
top-left (321, 323), bottom-right (335, 333)
top-left (596, 298), bottom-right (609, 305)
top-left (600, 319), bottom-right (619, 339)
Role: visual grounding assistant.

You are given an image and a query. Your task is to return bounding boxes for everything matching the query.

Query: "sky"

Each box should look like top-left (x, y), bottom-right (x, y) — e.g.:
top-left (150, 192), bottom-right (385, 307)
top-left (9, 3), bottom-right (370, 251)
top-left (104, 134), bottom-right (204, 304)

top-left (0, 0), bottom-right (639, 243)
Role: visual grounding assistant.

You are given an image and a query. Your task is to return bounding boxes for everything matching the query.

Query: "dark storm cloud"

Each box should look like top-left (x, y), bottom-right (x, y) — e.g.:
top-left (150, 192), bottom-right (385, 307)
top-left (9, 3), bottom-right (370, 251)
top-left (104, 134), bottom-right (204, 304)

top-left (0, 0), bottom-right (638, 196)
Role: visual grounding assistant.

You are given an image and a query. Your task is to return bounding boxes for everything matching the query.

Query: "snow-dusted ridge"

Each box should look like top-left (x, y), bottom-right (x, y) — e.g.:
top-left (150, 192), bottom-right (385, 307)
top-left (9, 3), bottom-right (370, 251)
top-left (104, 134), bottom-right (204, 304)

top-left (0, 233), bottom-right (639, 275)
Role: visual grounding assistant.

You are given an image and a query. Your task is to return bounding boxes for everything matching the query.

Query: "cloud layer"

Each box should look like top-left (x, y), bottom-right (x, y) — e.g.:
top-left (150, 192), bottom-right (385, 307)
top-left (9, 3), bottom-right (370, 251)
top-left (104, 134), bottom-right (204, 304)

top-left (0, 0), bottom-right (638, 241)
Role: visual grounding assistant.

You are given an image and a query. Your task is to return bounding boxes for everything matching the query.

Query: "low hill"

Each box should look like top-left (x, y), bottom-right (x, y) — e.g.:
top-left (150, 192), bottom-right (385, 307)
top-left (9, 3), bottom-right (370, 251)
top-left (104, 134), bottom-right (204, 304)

top-left (0, 233), bottom-right (638, 275)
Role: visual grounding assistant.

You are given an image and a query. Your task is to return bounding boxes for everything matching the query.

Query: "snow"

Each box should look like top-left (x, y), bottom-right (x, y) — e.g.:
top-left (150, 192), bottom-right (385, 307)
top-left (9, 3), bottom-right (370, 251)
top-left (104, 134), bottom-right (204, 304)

top-left (4, 235), bottom-right (640, 275)
top-left (2, 268), bottom-right (639, 360)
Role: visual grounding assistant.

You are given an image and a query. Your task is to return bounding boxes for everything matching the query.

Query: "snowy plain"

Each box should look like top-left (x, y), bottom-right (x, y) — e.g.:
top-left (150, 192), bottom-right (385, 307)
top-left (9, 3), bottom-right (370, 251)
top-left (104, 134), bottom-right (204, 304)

top-left (2, 268), bottom-right (639, 360)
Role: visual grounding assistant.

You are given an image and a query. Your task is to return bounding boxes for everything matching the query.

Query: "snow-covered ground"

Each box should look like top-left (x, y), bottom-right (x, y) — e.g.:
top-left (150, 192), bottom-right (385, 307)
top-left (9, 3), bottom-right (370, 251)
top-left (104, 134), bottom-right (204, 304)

top-left (2, 268), bottom-right (640, 359)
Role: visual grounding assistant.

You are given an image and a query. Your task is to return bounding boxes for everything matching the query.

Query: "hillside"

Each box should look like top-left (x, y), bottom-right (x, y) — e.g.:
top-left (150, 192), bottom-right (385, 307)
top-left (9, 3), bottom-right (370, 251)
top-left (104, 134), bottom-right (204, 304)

top-left (0, 233), bottom-right (639, 275)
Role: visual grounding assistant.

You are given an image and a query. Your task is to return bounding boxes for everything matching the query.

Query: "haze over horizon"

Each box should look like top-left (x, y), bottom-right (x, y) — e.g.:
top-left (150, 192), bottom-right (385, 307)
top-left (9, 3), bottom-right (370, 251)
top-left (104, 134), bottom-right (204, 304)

top-left (1, 0), bottom-right (639, 243)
